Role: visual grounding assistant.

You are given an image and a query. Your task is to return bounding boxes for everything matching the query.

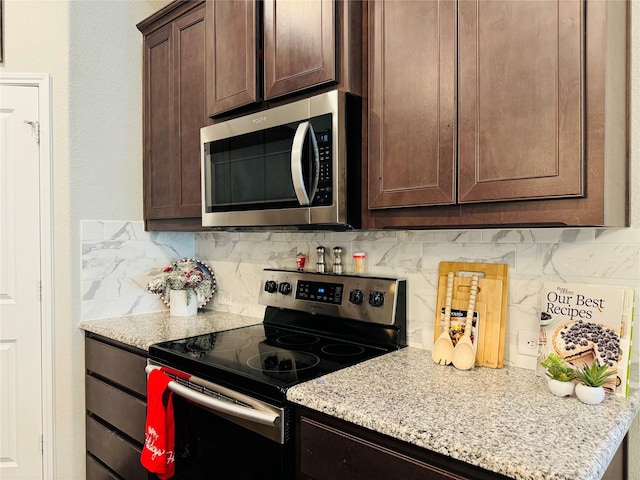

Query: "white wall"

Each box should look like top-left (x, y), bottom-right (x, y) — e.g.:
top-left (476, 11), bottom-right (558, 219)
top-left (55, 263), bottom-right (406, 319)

top-left (3, 0), bottom-right (639, 478)
top-left (1, 1), bottom-right (168, 478)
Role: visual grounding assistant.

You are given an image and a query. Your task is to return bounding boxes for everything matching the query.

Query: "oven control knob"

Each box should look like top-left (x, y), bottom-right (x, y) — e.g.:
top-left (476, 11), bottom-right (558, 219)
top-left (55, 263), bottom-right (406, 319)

top-left (349, 289), bottom-right (364, 305)
top-left (278, 282), bottom-right (292, 295)
top-left (369, 291), bottom-right (385, 308)
top-left (264, 280), bottom-right (278, 294)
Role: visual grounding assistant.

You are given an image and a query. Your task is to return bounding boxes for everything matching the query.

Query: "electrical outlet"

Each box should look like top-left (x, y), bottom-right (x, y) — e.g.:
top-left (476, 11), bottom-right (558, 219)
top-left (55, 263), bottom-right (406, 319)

top-left (517, 329), bottom-right (539, 357)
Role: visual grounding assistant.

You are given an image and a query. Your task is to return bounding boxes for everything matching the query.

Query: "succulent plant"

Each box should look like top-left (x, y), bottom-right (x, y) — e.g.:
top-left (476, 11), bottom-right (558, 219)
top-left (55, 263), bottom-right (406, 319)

top-left (575, 360), bottom-right (615, 387)
top-left (540, 353), bottom-right (576, 382)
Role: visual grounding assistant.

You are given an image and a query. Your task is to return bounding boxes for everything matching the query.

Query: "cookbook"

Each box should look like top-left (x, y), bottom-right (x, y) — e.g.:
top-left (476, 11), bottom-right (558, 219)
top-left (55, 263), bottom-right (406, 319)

top-left (538, 282), bottom-right (635, 397)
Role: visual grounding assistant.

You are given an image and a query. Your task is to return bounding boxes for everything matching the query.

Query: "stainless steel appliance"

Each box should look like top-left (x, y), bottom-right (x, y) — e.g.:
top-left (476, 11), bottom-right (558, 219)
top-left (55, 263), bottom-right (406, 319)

top-left (147, 269), bottom-right (406, 479)
top-left (200, 90), bottom-right (361, 229)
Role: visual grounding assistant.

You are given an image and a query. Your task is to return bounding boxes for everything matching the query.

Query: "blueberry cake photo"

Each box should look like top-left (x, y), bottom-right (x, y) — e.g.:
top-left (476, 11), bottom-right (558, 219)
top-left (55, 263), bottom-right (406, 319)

top-left (552, 319), bottom-right (622, 393)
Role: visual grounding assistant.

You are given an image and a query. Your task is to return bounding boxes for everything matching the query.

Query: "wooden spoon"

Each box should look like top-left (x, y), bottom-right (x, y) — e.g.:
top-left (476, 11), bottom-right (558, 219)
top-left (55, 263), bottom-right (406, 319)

top-left (431, 272), bottom-right (455, 365)
top-left (452, 275), bottom-right (479, 371)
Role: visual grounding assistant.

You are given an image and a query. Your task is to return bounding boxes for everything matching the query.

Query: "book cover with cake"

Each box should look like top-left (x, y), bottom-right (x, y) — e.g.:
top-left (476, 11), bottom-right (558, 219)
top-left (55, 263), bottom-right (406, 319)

top-left (539, 282), bottom-right (635, 397)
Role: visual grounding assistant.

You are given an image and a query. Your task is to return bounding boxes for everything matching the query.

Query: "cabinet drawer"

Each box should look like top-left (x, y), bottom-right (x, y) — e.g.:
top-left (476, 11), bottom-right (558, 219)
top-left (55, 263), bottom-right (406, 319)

top-left (86, 416), bottom-right (148, 480)
top-left (85, 337), bottom-right (147, 396)
top-left (86, 375), bottom-right (146, 444)
top-left (86, 453), bottom-right (120, 480)
top-left (299, 417), bottom-right (466, 480)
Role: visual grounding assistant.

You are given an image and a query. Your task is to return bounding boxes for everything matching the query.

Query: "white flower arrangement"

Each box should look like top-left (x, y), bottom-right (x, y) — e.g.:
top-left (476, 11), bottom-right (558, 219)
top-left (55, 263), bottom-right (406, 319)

top-left (146, 258), bottom-right (215, 307)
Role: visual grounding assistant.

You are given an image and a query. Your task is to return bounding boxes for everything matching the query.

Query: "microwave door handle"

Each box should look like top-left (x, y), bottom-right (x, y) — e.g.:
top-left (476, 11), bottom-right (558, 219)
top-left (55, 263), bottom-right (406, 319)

top-left (291, 121), bottom-right (320, 206)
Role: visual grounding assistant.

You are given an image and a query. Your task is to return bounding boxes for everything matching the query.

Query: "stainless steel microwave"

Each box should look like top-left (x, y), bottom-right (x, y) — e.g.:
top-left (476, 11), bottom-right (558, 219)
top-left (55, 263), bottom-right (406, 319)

top-left (200, 90), bottom-right (361, 229)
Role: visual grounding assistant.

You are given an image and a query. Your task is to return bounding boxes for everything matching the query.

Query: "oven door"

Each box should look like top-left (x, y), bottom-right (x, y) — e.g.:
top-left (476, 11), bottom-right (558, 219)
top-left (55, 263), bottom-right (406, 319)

top-left (145, 364), bottom-right (293, 480)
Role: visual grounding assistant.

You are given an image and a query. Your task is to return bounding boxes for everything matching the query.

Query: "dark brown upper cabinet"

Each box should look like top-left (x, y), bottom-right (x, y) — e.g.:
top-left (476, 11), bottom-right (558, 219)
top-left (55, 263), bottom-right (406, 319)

top-left (206, 0), bottom-right (363, 117)
top-left (205, 0), bottom-right (259, 116)
top-left (263, 0), bottom-right (336, 100)
top-left (365, 0), bottom-right (629, 229)
top-left (457, 0), bottom-right (583, 204)
top-left (138, 1), bottom-right (209, 231)
top-left (368, 0), bottom-right (457, 209)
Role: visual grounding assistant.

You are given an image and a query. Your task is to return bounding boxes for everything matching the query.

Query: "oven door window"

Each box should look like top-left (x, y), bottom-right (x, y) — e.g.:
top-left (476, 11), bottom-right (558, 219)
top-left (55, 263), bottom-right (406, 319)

top-left (172, 396), bottom-right (292, 480)
top-left (204, 114), bottom-right (331, 213)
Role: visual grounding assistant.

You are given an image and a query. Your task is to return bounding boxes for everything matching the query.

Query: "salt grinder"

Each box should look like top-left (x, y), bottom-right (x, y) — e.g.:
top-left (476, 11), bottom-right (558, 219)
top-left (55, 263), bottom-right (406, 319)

top-left (316, 246), bottom-right (326, 273)
top-left (332, 247), bottom-right (343, 274)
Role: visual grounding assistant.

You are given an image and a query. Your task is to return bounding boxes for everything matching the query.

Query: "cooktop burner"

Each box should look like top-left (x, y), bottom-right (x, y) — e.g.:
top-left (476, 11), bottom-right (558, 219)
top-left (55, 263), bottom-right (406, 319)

top-left (275, 333), bottom-right (319, 346)
top-left (321, 343), bottom-right (366, 356)
top-left (246, 351), bottom-right (321, 373)
top-left (149, 269), bottom-right (407, 404)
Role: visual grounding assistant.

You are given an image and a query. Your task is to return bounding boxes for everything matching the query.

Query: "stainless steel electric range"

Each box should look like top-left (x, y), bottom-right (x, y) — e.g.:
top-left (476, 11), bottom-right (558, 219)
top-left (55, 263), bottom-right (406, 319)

top-left (147, 268), bottom-right (406, 480)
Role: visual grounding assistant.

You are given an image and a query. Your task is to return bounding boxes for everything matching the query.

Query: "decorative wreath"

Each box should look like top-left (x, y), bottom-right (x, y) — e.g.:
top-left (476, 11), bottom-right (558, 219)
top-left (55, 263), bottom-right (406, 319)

top-left (146, 258), bottom-right (216, 308)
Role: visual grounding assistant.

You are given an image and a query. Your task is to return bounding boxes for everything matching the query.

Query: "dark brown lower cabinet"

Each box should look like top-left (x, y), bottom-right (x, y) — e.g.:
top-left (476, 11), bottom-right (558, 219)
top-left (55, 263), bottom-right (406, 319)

top-left (296, 407), bottom-right (627, 480)
top-left (85, 333), bottom-right (149, 480)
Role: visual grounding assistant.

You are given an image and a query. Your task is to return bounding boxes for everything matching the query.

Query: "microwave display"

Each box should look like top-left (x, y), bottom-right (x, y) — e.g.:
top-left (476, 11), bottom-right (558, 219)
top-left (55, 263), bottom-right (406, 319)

top-left (204, 114), bottom-right (332, 212)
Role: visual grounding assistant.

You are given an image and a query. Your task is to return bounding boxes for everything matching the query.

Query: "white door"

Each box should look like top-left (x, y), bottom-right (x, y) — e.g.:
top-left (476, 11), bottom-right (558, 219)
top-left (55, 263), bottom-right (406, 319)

top-left (0, 84), bottom-right (44, 479)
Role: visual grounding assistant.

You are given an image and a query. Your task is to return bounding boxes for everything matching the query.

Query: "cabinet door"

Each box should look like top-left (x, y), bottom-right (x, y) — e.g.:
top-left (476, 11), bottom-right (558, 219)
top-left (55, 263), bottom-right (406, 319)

top-left (263, 0), bottom-right (336, 100)
top-left (206, 0), bottom-right (259, 116)
top-left (367, 0), bottom-right (456, 209)
top-left (173, 5), bottom-right (208, 218)
top-left (296, 408), bottom-right (512, 480)
top-left (144, 23), bottom-right (175, 219)
top-left (299, 416), bottom-right (467, 480)
top-left (458, 0), bottom-right (583, 203)
top-left (143, 4), bottom-right (206, 221)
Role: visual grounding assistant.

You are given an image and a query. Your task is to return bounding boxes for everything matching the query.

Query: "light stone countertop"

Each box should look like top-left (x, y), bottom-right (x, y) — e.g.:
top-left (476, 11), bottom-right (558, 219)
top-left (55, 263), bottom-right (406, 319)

top-left (288, 347), bottom-right (640, 480)
top-left (79, 310), bottom-right (261, 351)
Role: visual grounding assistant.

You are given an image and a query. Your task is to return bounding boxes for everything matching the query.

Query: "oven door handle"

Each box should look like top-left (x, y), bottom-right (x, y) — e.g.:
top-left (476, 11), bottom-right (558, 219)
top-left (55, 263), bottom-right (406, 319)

top-left (145, 366), bottom-right (280, 427)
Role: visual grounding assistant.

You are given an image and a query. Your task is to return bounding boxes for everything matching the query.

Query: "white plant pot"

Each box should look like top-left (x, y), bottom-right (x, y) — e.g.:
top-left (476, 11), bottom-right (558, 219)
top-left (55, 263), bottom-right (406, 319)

top-left (575, 383), bottom-right (605, 405)
top-left (170, 289), bottom-right (198, 317)
top-left (547, 379), bottom-right (575, 397)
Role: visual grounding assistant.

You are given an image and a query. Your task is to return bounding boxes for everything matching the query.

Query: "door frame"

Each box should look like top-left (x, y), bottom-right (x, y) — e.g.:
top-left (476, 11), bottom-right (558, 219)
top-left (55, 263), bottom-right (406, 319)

top-left (0, 73), bottom-right (55, 479)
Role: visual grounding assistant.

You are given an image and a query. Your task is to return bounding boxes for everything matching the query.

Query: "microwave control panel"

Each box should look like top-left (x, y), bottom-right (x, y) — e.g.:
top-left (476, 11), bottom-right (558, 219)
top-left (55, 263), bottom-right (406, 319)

top-left (313, 128), bottom-right (332, 206)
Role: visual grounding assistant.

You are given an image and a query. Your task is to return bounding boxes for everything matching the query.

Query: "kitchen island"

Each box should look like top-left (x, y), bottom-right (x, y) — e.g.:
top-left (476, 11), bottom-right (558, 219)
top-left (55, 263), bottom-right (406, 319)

top-left (288, 347), bottom-right (640, 480)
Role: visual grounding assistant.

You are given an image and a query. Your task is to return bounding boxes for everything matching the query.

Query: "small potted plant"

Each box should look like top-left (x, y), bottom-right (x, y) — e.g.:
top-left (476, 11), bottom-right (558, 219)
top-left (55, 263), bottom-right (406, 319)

top-left (574, 360), bottom-right (615, 405)
top-left (540, 353), bottom-right (576, 397)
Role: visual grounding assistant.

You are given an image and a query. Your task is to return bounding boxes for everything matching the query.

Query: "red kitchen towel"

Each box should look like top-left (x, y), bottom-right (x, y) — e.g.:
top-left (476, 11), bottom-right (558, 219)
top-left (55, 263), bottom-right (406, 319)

top-left (140, 369), bottom-right (176, 479)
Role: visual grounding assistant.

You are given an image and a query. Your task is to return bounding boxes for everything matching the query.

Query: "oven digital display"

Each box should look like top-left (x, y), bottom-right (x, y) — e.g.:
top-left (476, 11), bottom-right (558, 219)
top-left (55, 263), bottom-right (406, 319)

top-left (296, 280), bottom-right (343, 305)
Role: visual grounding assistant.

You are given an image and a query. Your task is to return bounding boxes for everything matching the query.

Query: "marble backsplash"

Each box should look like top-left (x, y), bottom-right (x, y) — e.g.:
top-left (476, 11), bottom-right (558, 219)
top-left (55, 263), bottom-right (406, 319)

top-left (81, 220), bottom-right (640, 386)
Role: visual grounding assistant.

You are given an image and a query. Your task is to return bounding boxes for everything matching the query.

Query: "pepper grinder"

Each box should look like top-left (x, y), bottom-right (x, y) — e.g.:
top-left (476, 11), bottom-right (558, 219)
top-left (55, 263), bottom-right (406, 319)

top-left (332, 247), bottom-right (343, 274)
top-left (316, 246), bottom-right (326, 273)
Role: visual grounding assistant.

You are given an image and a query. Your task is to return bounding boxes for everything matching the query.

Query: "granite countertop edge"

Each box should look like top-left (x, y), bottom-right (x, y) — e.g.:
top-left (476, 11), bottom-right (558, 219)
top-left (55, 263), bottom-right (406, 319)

top-left (78, 310), bottom-right (262, 351)
top-left (288, 347), bottom-right (640, 480)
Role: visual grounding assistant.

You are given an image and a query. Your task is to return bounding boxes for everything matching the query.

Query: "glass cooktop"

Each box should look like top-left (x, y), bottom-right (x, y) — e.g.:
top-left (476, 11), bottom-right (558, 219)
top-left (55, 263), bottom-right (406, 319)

top-left (149, 323), bottom-right (389, 404)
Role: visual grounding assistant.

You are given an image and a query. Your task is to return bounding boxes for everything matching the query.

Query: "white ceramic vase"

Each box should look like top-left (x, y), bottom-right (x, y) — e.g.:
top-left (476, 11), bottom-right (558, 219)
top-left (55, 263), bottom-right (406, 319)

top-left (547, 379), bottom-right (575, 397)
top-left (575, 383), bottom-right (605, 405)
top-left (170, 289), bottom-right (198, 317)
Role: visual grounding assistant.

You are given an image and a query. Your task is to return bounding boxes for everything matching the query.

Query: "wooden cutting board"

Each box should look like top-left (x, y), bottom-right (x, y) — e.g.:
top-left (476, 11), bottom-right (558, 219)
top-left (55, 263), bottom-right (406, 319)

top-left (435, 262), bottom-right (509, 368)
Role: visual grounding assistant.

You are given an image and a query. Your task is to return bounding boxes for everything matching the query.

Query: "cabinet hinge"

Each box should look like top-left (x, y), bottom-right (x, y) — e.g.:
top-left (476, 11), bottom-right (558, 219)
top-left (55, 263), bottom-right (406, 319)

top-left (39, 433), bottom-right (44, 455)
top-left (37, 280), bottom-right (43, 301)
